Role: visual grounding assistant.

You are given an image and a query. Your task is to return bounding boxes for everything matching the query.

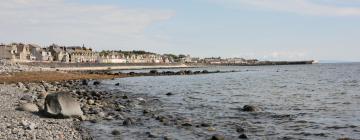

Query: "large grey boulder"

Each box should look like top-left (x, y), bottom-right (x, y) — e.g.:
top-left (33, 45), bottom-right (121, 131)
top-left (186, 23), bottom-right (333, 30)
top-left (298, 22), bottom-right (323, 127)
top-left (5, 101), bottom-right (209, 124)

top-left (44, 92), bottom-right (83, 118)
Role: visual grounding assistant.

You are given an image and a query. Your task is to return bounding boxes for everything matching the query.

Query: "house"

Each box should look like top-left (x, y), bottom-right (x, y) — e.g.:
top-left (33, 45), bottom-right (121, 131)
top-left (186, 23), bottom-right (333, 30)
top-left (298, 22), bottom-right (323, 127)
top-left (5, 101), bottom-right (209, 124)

top-left (29, 44), bottom-right (53, 61)
top-left (0, 44), bottom-right (17, 60)
top-left (98, 51), bottom-right (126, 63)
top-left (14, 43), bottom-right (32, 61)
top-left (67, 46), bottom-right (98, 63)
top-left (49, 44), bottom-right (69, 62)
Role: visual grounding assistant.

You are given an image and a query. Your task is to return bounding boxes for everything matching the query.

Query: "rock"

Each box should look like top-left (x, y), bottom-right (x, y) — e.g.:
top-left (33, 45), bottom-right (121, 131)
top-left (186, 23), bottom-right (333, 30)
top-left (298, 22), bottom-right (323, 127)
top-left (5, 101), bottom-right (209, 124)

top-left (18, 103), bottom-right (39, 113)
top-left (93, 81), bottom-right (101, 86)
top-left (211, 134), bottom-right (225, 140)
top-left (242, 105), bottom-right (260, 112)
top-left (82, 80), bottom-right (88, 86)
top-left (21, 120), bottom-right (36, 130)
top-left (200, 123), bottom-right (211, 127)
top-left (236, 126), bottom-right (245, 133)
top-left (150, 70), bottom-right (158, 74)
top-left (20, 95), bottom-right (33, 102)
top-left (17, 82), bottom-right (26, 89)
top-left (115, 83), bottom-right (120, 86)
top-left (207, 127), bottom-right (216, 131)
top-left (98, 112), bottom-right (106, 118)
top-left (202, 70), bottom-right (209, 73)
top-left (38, 92), bottom-right (48, 99)
top-left (239, 134), bottom-right (248, 139)
top-left (164, 136), bottom-right (172, 140)
top-left (181, 123), bottom-right (192, 127)
top-left (123, 118), bottom-right (134, 126)
top-left (166, 92), bottom-right (173, 96)
top-left (87, 99), bottom-right (95, 105)
top-left (111, 129), bottom-right (121, 135)
top-left (44, 92), bottom-right (83, 118)
top-left (145, 132), bottom-right (157, 138)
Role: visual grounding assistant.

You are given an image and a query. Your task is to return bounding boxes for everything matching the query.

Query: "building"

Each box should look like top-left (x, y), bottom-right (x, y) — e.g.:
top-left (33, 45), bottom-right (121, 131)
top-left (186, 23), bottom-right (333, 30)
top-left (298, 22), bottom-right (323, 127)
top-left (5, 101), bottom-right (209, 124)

top-left (67, 46), bottom-right (98, 63)
top-left (0, 44), bottom-right (17, 60)
top-left (29, 44), bottom-right (53, 61)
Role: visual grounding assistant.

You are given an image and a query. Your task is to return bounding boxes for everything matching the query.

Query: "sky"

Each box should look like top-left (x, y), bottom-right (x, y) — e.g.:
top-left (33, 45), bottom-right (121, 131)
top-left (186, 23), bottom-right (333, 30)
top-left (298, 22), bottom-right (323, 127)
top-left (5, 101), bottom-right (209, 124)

top-left (0, 0), bottom-right (360, 61)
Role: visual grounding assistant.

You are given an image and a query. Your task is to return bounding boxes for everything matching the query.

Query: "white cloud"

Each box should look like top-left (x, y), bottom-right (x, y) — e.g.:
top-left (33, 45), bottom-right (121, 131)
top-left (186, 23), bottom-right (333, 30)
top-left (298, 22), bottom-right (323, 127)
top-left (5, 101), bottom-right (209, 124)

top-left (210, 0), bottom-right (360, 16)
top-left (0, 0), bottom-right (175, 50)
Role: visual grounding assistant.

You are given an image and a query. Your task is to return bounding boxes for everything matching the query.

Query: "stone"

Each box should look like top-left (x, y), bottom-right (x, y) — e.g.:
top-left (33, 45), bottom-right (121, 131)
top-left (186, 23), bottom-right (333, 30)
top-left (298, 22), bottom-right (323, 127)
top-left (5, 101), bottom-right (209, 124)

top-left (111, 129), bottom-right (121, 135)
top-left (123, 118), bottom-right (134, 126)
top-left (38, 92), bottom-right (48, 99)
top-left (20, 95), bottom-right (33, 102)
top-left (236, 126), bottom-right (245, 133)
top-left (18, 103), bottom-right (39, 113)
top-left (87, 99), bottom-right (95, 105)
top-left (82, 80), bottom-right (88, 86)
top-left (239, 134), bottom-right (248, 139)
top-left (150, 70), bottom-right (158, 74)
top-left (207, 127), bottom-right (216, 131)
top-left (115, 83), bottom-right (120, 86)
top-left (166, 92), bottom-right (173, 96)
top-left (44, 92), bottom-right (83, 118)
top-left (93, 81), bottom-right (101, 86)
top-left (98, 112), bottom-right (106, 118)
top-left (242, 105), bottom-right (260, 112)
top-left (17, 82), bottom-right (26, 89)
top-left (211, 134), bottom-right (225, 140)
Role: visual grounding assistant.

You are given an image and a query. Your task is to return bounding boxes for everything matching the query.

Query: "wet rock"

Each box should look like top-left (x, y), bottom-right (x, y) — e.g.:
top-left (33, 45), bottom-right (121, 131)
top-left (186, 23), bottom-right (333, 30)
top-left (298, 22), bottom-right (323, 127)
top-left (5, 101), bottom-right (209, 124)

top-left (242, 105), bottom-right (260, 112)
top-left (207, 127), bottom-right (216, 131)
top-left (200, 123), bottom-right (211, 127)
top-left (44, 92), bottom-right (84, 118)
top-left (146, 132), bottom-right (157, 138)
top-left (89, 119), bottom-right (98, 123)
top-left (115, 83), bottom-right (120, 86)
top-left (123, 118), bottom-right (135, 126)
top-left (18, 103), bottom-right (39, 113)
top-left (166, 92), bottom-right (173, 96)
top-left (150, 70), bottom-right (158, 74)
top-left (122, 95), bottom-right (128, 99)
top-left (111, 129), bottom-right (121, 135)
top-left (238, 134), bottom-right (248, 139)
top-left (202, 70), bottom-right (209, 73)
top-left (164, 136), bottom-right (172, 140)
top-left (98, 112), bottom-right (106, 118)
top-left (236, 126), bottom-right (245, 133)
top-left (211, 134), bottom-right (225, 140)
top-left (82, 80), bottom-right (88, 86)
top-left (181, 123), bottom-right (192, 127)
top-left (93, 81), bottom-right (101, 86)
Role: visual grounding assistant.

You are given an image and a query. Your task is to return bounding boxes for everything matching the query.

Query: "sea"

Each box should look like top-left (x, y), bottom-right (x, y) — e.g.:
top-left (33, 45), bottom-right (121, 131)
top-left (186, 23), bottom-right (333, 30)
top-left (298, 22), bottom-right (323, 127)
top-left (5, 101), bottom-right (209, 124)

top-left (83, 63), bottom-right (360, 140)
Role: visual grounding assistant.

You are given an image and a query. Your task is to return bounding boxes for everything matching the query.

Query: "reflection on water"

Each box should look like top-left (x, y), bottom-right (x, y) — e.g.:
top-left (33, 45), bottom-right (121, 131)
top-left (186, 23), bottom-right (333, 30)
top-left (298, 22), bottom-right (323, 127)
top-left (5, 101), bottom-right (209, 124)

top-left (85, 63), bottom-right (360, 140)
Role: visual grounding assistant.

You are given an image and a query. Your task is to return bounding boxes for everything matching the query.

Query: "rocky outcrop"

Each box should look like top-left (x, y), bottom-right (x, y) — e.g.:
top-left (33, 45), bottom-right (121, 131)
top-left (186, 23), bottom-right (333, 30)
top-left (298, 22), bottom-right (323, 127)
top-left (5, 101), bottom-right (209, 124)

top-left (44, 92), bottom-right (83, 118)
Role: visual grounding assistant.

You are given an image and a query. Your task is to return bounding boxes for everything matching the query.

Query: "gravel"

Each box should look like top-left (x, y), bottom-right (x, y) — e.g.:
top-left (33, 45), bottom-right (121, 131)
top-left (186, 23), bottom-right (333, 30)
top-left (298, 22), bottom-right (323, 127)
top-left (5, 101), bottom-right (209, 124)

top-left (0, 84), bottom-right (83, 140)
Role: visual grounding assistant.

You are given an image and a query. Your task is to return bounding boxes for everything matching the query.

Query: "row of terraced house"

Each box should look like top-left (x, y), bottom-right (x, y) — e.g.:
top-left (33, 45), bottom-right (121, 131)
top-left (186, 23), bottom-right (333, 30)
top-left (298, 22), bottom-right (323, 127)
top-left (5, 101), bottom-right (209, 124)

top-left (0, 43), bottom-right (176, 63)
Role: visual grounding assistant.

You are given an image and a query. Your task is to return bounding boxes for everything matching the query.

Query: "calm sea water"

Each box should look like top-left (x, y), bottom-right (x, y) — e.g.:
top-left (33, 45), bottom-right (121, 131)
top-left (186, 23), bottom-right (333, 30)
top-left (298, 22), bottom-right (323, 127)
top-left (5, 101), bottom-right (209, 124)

top-left (85, 63), bottom-right (360, 140)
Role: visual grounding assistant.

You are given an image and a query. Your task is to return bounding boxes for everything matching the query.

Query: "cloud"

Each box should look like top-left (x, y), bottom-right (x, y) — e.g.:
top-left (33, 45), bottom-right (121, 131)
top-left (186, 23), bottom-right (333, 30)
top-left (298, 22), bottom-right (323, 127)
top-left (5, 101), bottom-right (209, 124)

top-left (0, 0), bottom-right (175, 50)
top-left (211, 0), bottom-right (360, 16)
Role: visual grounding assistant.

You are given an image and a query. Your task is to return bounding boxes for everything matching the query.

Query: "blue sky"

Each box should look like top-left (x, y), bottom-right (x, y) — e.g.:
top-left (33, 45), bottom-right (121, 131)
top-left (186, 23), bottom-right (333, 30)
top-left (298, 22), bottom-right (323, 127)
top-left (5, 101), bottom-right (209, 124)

top-left (1, 0), bottom-right (360, 61)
